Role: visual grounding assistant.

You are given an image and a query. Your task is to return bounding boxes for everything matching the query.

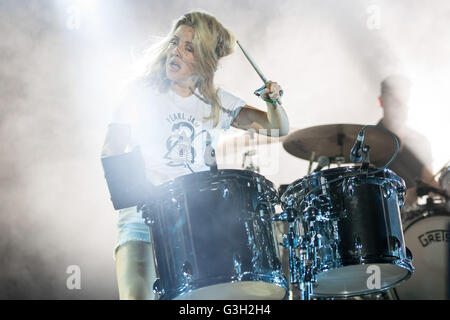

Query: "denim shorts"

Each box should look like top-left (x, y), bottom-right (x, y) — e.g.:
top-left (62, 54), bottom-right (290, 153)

top-left (114, 206), bottom-right (151, 255)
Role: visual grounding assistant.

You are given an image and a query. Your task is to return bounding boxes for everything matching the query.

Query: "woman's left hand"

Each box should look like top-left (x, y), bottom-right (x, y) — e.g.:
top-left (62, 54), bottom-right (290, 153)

top-left (232, 80), bottom-right (289, 135)
top-left (263, 81), bottom-right (283, 101)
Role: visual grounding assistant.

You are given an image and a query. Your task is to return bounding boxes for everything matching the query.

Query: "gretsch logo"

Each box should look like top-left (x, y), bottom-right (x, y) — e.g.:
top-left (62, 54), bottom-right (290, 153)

top-left (418, 229), bottom-right (450, 247)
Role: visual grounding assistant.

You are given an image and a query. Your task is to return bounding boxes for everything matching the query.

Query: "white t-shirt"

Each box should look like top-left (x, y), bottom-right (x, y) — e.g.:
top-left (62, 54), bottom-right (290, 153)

top-left (110, 81), bottom-right (246, 185)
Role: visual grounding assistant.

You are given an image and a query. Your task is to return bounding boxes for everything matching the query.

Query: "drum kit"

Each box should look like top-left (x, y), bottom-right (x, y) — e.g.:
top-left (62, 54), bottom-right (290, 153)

top-left (100, 39), bottom-right (449, 300)
top-left (101, 121), bottom-right (449, 300)
top-left (121, 124), bottom-right (445, 301)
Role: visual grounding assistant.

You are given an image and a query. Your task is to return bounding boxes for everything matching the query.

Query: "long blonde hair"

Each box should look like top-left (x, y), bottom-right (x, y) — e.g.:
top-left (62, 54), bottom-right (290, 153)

top-left (142, 11), bottom-right (236, 127)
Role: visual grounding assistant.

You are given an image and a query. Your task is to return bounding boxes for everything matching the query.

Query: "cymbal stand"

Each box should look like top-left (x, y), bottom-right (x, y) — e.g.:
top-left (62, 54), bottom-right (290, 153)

top-left (298, 238), bottom-right (314, 300)
top-left (242, 149), bottom-right (260, 172)
top-left (285, 223), bottom-right (300, 285)
top-left (333, 156), bottom-right (345, 167)
top-left (241, 129), bottom-right (260, 172)
top-left (279, 208), bottom-right (316, 300)
top-left (307, 152), bottom-right (316, 174)
top-left (433, 160), bottom-right (450, 179)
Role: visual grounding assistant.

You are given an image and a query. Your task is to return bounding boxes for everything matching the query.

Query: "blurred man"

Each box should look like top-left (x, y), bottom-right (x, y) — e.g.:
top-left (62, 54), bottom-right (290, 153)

top-left (375, 75), bottom-right (439, 206)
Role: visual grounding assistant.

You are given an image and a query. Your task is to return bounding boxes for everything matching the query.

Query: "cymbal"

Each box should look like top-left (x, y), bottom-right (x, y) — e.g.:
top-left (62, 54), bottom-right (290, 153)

top-left (282, 123), bottom-right (400, 164)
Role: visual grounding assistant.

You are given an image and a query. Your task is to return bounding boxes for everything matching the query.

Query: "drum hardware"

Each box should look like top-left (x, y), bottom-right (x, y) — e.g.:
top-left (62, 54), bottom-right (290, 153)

top-left (283, 223), bottom-right (299, 283)
top-left (308, 155), bottom-right (345, 174)
top-left (236, 129), bottom-right (260, 172)
top-left (297, 234), bottom-right (315, 300)
top-left (275, 214), bottom-right (319, 300)
top-left (416, 179), bottom-right (449, 200)
top-left (208, 148), bottom-right (218, 174)
top-left (152, 279), bottom-right (164, 299)
top-left (333, 156), bottom-right (346, 166)
top-left (436, 165), bottom-right (450, 211)
top-left (103, 124), bottom-right (418, 300)
top-left (277, 126), bottom-right (407, 300)
top-left (278, 166), bottom-right (414, 299)
top-left (434, 160), bottom-right (450, 180)
top-left (348, 124), bottom-right (399, 170)
top-left (360, 145), bottom-right (371, 170)
top-left (307, 152), bottom-right (316, 174)
top-left (312, 156), bottom-right (331, 173)
top-left (139, 123), bottom-right (410, 300)
top-left (204, 134), bottom-right (218, 174)
top-left (242, 150), bottom-right (260, 173)
top-left (181, 261), bottom-right (194, 289)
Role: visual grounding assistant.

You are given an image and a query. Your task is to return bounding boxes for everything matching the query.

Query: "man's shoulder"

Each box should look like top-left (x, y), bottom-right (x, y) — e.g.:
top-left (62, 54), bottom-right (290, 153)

top-left (404, 126), bottom-right (430, 146)
top-left (376, 119), bottom-right (430, 146)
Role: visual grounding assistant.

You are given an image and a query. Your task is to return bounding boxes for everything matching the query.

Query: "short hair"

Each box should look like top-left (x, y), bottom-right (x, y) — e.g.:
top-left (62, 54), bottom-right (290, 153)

top-left (380, 74), bottom-right (411, 98)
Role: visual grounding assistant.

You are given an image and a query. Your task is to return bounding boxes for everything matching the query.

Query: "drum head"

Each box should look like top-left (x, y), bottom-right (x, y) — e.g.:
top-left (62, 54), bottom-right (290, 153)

top-left (395, 214), bottom-right (450, 299)
top-left (313, 263), bottom-right (411, 297)
top-left (174, 281), bottom-right (287, 300)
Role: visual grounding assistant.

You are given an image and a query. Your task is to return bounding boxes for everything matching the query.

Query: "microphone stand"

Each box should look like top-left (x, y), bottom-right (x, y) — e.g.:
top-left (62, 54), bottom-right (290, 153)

top-left (361, 144), bottom-right (371, 170)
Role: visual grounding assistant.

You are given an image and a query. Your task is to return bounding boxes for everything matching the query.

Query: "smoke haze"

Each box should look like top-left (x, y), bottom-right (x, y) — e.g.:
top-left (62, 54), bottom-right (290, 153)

top-left (0, 0), bottom-right (449, 298)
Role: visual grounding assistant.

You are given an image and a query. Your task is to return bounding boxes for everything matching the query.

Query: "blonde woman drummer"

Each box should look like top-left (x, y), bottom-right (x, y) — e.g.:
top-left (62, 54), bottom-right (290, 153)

top-left (102, 11), bottom-right (289, 299)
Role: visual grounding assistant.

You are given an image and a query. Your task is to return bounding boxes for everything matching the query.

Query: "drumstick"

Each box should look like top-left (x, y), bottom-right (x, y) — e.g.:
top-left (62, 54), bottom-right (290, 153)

top-left (236, 40), bottom-right (283, 106)
top-left (236, 40), bottom-right (268, 84)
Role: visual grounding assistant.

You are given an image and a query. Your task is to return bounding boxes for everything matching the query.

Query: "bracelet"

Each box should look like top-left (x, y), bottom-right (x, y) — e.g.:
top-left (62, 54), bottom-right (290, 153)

top-left (264, 98), bottom-right (279, 109)
top-left (264, 98), bottom-right (277, 105)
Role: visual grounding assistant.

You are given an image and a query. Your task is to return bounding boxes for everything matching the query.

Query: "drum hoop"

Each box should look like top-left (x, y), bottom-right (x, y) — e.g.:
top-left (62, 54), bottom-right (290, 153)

top-left (282, 166), bottom-right (404, 199)
top-left (312, 258), bottom-right (413, 298)
top-left (439, 166), bottom-right (450, 190)
top-left (155, 169), bottom-right (277, 200)
top-left (403, 208), bottom-right (450, 233)
top-left (296, 166), bottom-right (401, 184)
top-left (159, 273), bottom-right (288, 300)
